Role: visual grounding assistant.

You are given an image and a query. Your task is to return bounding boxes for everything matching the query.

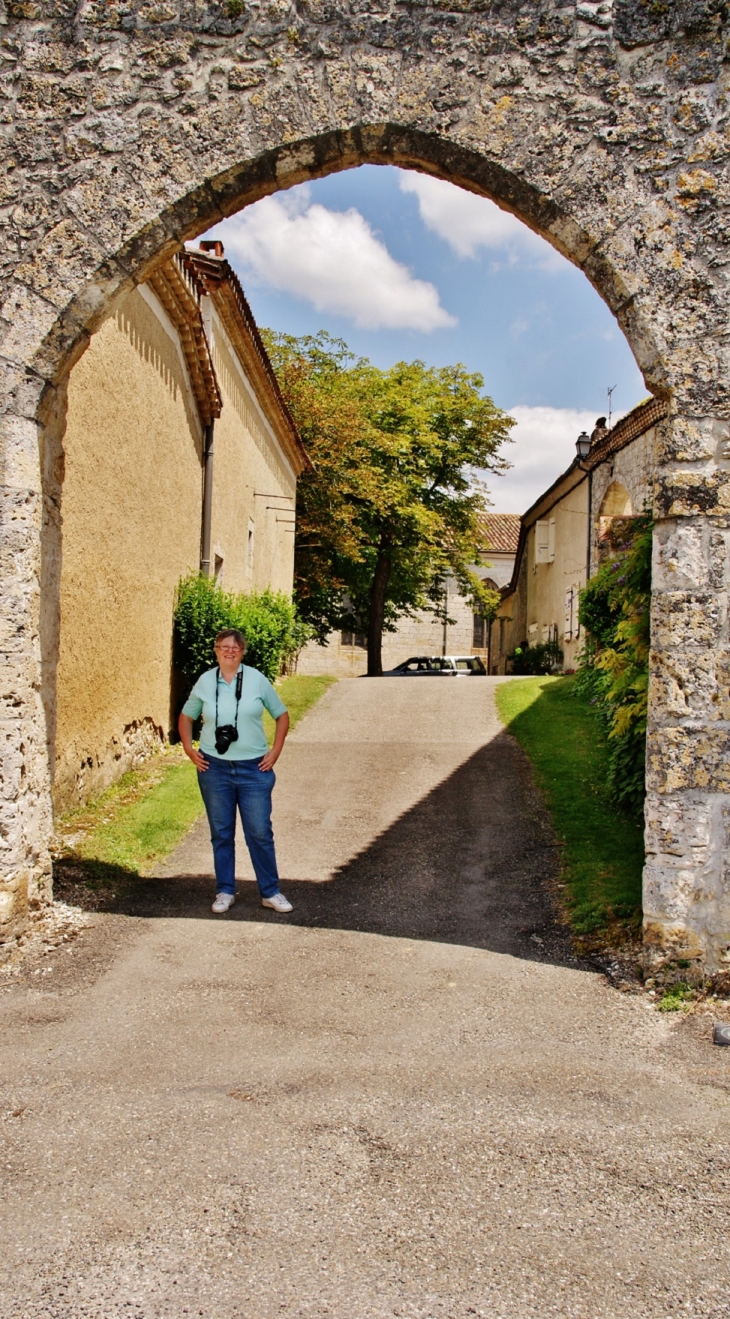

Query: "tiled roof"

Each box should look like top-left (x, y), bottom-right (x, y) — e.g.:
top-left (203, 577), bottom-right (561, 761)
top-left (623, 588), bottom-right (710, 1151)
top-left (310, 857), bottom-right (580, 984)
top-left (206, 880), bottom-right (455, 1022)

top-left (587, 395), bottom-right (668, 467)
top-left (477, 513), bottom-right (521, 554)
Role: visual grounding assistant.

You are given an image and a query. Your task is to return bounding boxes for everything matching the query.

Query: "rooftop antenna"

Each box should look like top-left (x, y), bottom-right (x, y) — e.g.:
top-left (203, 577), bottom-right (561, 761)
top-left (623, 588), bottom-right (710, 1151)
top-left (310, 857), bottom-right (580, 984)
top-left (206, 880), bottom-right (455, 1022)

top-left (607, 383), bottom-right (617, 430)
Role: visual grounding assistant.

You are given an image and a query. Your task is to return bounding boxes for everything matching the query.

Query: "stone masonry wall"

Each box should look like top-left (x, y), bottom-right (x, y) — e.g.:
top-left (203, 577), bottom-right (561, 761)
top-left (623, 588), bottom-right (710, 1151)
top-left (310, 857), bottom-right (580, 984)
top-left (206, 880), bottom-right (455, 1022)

top-left (2, 2), bottom-right (730, 967)
top-left (590, 426), bottom-right (656, 574)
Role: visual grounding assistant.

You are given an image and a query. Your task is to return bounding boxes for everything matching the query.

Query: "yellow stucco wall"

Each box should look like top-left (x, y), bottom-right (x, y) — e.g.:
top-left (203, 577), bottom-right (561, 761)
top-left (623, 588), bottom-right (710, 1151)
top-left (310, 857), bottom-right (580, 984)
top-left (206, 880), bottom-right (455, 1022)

top-left (54, 286), bottom-right (300, 813)
top-left (522, 479), bottom-right (589, 670)
top-left (210, 316), bottom-right (296, 595)
top-left (54, 287), bottom-right (205, 810)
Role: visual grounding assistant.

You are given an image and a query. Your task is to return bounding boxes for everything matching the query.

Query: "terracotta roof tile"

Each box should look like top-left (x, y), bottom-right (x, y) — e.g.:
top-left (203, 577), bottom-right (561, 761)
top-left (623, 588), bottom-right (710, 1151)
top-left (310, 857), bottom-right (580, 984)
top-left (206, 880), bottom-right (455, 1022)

top-left (587, 396), bottom-right (668, 467)
top-left (477, 513), bottom-right (521, 554)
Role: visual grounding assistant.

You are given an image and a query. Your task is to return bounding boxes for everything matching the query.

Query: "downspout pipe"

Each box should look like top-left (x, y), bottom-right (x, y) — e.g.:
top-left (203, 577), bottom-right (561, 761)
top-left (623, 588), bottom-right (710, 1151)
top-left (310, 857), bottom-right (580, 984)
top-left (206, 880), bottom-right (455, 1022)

top-left (585, 466), bottom-right (593, 585)
top-left (200, 420), bottom-right (215, 576)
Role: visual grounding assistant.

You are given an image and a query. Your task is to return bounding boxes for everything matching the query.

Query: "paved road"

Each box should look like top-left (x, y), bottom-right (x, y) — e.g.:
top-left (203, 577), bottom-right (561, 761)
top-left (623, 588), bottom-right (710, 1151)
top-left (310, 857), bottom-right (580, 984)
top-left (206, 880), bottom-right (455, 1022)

top-left (2, 678), bottom-right (730, 1318)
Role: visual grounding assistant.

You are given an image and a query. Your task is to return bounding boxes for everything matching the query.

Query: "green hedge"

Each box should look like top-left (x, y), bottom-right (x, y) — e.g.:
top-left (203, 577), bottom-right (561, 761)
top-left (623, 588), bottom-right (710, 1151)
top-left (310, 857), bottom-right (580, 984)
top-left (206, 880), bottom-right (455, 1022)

top-left (173, 573), bottom-right (311, 686)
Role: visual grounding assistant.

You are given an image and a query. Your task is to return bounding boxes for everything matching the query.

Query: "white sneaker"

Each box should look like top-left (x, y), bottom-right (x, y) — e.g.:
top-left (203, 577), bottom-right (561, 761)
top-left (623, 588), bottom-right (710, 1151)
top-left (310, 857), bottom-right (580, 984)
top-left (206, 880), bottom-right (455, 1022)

top-left (261, 892), bottom-right (293, 913)
top-left (211, 892), bottom-right (235, 914)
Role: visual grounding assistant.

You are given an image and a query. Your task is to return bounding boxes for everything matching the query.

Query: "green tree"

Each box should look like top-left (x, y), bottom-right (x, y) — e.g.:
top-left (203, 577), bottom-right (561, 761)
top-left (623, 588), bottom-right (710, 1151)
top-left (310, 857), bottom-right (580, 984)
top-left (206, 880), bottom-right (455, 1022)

top-left (263, 331), bottom-right (513, 675)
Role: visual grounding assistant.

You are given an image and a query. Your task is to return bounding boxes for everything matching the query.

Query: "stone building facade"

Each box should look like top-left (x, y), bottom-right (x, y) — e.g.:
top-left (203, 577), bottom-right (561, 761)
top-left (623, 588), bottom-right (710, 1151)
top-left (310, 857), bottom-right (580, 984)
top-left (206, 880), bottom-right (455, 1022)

top-left (493, 399), bottom-right (665, 674)
top-left (296, 514), bottom-right (519, 678)
top-left (51, 241), bottom-right (307, 813)
top-left (2, 3), bottom-right (730, 970)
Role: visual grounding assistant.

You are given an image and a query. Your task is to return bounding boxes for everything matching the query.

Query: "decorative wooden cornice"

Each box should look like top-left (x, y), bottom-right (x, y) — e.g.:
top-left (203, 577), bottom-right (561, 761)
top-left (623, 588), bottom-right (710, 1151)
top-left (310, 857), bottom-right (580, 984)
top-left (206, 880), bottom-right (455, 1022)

top-left (179, 248), bottom-right (310, 476)
top-left (146, 257), bottom-right (222, 428)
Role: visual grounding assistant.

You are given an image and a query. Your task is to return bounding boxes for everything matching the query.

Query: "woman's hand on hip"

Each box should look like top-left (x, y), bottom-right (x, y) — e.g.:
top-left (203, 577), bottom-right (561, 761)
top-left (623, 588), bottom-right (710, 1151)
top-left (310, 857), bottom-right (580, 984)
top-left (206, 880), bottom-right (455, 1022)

top-left (186, 746), bottom-right (209, 772)
top-left (258, 749), bottom-right (279, 772)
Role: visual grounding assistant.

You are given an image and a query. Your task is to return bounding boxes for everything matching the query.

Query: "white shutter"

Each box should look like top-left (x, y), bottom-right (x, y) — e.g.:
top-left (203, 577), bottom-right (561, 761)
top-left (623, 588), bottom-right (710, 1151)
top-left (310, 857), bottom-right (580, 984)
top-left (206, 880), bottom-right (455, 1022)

top-left (548, 517), bottom-right (556, 563)
top-left (535, 520), bottom-right (550, 564)
top-left (574, 585), bottom-right (581, 640)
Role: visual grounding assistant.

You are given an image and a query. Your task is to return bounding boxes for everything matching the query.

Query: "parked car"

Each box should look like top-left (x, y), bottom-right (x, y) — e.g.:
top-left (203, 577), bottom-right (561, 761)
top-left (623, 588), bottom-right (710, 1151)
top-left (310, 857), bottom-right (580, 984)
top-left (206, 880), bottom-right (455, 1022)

top-left (383, 655), bottom-right (486, 676)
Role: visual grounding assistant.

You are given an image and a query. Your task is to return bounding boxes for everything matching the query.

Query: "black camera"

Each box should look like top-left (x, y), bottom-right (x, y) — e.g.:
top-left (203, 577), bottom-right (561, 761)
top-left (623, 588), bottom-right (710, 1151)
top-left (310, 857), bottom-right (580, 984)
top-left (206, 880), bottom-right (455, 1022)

top-left (214, 724), bottom-right (239, 755)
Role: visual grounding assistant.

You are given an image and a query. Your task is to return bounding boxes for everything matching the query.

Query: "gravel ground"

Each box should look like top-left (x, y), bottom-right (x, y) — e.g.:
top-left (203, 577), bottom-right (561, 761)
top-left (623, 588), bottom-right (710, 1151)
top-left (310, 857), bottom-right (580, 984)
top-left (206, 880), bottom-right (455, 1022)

top-left (1, 677), bottom-right (729, 1318)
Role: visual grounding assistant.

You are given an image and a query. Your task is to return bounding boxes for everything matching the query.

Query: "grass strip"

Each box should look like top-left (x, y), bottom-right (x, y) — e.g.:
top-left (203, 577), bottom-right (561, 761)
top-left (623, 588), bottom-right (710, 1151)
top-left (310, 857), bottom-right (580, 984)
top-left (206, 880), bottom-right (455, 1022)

top-left (495, 675), bottom-right (644, 944)
top-left (54, 674), bottom-right (337, 898)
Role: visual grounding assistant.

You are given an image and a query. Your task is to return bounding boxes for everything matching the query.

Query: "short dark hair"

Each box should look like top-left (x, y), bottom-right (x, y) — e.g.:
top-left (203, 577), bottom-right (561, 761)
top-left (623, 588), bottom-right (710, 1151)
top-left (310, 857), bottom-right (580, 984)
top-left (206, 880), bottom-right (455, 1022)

top-left (214, 628), bottom-right (246, 653)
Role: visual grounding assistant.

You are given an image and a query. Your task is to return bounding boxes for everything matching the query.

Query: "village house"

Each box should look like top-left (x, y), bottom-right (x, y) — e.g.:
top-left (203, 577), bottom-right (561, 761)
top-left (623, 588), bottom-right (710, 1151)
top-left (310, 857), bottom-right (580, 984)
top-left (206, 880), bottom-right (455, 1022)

top-left (50, 241), bottom-right (308, 812)
top-left (492, 397), bottom-right (667, 674)
top-left (296, 513), bottom-right (520, 677)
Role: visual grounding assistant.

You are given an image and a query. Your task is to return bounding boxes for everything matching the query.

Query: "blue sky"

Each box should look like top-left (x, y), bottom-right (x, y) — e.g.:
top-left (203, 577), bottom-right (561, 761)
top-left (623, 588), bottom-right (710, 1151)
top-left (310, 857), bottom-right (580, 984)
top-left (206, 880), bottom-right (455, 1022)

top-left (201, 165), bottom-right (646, 512)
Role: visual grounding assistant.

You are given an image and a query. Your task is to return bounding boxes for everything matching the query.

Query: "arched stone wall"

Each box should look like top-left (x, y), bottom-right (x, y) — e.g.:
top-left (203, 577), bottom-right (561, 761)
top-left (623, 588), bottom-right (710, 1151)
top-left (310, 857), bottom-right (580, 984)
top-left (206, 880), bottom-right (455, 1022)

top-left (1, 1), bottom-right (730, 969)
top-left (599, 483), bottom-right (633, 519)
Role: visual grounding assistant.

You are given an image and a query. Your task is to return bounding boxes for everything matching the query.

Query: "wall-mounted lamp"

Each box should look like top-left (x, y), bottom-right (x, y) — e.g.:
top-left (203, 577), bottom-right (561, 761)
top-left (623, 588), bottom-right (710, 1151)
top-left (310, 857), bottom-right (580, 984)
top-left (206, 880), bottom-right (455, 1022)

top-left (576, 432), bottom-right (591, 460)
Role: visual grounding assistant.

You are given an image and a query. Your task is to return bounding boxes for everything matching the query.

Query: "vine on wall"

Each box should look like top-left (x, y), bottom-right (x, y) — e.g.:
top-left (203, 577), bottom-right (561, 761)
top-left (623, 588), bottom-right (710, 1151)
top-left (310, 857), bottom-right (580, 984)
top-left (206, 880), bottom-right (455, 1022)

top-left (576, 511), bottom-right (652, 818)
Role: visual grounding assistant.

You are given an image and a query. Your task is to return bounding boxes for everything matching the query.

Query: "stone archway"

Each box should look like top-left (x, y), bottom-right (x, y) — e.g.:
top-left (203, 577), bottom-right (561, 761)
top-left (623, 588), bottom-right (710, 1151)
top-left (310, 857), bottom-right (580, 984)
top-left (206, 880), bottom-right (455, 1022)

top-left (1, 2), bottom-right (729, 970)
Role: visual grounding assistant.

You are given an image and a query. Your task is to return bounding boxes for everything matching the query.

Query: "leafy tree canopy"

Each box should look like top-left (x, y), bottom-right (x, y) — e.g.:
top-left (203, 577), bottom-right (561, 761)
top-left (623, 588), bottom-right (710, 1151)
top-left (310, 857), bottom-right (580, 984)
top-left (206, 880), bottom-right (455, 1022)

top-left (263, 331), bottom-right (514, 674)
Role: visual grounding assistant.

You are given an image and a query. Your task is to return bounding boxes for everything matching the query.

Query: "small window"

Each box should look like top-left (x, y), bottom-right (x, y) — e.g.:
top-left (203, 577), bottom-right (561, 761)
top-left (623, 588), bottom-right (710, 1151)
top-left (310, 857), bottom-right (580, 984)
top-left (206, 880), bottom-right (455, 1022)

top-left (214, 554), bottom-right (224, 581)
top-left (341, 631), bottom-right (367, 649)
top-left (247, 518), bottom-right (255, 572)
top-left (473, 612), bottom-right (486, 648)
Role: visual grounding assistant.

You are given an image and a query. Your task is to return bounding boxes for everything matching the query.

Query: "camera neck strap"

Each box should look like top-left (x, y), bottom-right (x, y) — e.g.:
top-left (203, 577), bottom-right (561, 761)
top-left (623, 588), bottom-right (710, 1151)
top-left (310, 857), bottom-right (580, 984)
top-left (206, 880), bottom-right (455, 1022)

top-left (215, 664), bottom-right (244, 727)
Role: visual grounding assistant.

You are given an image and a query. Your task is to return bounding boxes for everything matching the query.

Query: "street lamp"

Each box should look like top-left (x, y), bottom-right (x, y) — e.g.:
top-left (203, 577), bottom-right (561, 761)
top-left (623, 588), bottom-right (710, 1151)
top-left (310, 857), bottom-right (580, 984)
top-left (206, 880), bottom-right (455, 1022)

top-left (576, 431), bottom-right (591, 460)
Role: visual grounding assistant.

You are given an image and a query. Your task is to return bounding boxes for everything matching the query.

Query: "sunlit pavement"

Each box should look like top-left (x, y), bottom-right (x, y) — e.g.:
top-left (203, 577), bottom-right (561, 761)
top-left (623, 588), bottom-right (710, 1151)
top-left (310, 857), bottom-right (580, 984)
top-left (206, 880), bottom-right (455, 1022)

top-left (2, 679), bottom-right (729, 1318)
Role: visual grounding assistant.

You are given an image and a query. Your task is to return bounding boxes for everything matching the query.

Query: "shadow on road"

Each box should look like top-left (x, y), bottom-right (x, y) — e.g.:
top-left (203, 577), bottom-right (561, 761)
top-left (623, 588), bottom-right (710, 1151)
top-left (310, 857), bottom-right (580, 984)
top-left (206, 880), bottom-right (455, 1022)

top-left (55, 730), bottom-right (586, 970)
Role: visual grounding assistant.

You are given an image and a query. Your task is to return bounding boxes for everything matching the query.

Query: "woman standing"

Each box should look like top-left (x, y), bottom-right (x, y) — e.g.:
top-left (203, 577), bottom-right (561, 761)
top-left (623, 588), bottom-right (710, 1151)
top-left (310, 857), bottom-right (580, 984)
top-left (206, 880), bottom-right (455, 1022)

top-left (178, 628), bottom-right (293, 915)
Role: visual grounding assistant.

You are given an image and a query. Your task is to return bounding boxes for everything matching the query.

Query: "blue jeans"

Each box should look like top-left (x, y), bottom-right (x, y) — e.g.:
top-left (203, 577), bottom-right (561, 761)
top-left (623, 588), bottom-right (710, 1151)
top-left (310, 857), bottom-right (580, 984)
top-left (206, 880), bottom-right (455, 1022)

top-left (197, 754), bottom-right (280, 899)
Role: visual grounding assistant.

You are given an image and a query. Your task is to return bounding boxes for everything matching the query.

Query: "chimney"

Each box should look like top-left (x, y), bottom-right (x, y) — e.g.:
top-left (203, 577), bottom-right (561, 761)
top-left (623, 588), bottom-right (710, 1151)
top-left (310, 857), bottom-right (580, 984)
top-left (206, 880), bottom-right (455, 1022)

top-left (199, 239), bottom-right (225, 258)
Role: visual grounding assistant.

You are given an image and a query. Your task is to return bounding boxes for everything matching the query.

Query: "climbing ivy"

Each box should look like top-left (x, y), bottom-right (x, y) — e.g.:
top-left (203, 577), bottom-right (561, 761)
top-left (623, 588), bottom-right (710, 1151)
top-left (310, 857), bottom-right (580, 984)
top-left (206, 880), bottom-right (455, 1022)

top-left (576, 511), bottom-right (652, 818)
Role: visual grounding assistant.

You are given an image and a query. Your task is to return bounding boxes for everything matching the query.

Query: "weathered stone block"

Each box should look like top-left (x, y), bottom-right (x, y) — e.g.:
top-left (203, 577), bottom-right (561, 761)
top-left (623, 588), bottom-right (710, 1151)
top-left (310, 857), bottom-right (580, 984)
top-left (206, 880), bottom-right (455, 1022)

top-left (650, 589), bottom-right (724, 651)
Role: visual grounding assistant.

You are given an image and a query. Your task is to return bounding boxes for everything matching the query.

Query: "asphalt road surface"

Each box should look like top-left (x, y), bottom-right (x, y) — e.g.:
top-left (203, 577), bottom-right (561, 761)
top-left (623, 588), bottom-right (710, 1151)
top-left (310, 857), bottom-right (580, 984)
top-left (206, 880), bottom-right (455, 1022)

top-left (2, 677), bottom-right (730, 1319)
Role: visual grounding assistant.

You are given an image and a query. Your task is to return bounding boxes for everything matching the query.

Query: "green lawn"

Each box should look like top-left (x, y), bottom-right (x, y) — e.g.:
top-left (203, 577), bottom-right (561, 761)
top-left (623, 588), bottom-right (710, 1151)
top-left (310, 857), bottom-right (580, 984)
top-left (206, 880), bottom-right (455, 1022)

top-left (495, 676), bottom-right (644, 942)
top-left (54, 674), bottom-right (337, 893)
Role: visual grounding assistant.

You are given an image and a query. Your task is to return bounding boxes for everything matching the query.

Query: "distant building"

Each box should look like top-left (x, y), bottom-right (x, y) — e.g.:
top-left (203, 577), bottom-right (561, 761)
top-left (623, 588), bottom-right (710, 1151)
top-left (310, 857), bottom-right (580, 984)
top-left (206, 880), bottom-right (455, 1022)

top-left (492, 397), bottom-right (666, 674)
top-left (296, 513), bottom-right (520, 676)
top-left (52, 242), bottom-right (308, 810)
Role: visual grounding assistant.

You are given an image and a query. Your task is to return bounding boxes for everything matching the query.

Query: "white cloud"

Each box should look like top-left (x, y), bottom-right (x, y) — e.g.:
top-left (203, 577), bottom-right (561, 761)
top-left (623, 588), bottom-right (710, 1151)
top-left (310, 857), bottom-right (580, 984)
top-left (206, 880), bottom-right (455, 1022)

top-left (484, 406), bottom-right (619, 514)
top-left (202, 187), bottom-right (455, 332)
top-left (399, 171), bottom-right (564, 269)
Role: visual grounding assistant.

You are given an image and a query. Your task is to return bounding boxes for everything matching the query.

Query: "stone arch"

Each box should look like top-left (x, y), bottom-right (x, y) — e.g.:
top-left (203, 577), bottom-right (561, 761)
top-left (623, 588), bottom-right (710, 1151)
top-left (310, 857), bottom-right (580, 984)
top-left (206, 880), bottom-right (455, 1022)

top-left (599, 483), bottom-right (634, 520)
top-left (2, 4), bottom-right (730, 971)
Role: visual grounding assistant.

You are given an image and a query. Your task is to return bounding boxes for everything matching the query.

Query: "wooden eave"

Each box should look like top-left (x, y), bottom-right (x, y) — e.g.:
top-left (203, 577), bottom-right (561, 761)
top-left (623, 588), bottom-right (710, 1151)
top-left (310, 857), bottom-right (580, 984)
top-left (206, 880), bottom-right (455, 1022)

top-left (146, 258), bottom-right (222, 428)
top-left (181, 250), bottom-right (310, 476)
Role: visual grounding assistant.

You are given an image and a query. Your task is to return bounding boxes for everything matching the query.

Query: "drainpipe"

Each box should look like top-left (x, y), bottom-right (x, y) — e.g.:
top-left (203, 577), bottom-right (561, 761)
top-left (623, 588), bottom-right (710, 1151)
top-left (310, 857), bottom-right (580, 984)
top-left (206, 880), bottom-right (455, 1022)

top-left (585, 467), bottom-right (593, 585)
top-left (200, 420), bottom-right (215, 576)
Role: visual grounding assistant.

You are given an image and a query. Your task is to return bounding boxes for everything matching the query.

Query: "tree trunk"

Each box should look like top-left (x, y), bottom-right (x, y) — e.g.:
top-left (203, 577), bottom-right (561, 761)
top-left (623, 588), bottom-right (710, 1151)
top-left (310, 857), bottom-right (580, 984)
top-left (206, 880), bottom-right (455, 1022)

top-left (367, 549), bottom-right (392, 676)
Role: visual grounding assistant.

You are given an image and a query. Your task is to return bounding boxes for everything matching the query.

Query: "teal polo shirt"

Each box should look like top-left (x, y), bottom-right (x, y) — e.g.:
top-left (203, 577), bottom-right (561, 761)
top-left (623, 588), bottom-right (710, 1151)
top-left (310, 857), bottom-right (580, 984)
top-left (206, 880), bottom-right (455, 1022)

top-left (181, 665), bottom-right (287, 760)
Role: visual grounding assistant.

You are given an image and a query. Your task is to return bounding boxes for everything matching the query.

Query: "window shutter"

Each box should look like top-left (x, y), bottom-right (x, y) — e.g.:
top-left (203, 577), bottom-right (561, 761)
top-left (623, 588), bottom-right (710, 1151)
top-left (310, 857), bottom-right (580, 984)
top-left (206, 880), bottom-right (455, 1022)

top-left (535, 520), bottom-right (550, 563)
top-left (564, 587), bottom-right (573, 642)
top-left (548, 518), bottom-right (556, 563)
